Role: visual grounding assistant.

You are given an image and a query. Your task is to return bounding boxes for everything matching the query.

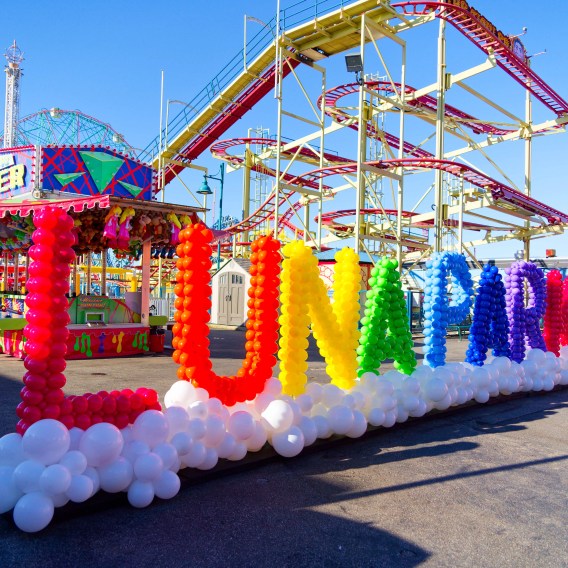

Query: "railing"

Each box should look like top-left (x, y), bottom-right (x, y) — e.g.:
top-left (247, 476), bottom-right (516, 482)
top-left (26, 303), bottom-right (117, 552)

top-left (137, 0), bottom-right (353, 164)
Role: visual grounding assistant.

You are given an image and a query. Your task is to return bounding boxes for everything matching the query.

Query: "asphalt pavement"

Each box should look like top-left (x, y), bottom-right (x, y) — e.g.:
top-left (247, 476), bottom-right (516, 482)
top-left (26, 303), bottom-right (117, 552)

top-left (0, 330), bottom-right (566, 567)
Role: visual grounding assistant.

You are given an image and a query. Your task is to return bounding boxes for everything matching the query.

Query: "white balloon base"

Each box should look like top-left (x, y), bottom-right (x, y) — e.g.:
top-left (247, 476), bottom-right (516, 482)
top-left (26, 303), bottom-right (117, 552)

top-left (2, 347), bottom-right (567, 532)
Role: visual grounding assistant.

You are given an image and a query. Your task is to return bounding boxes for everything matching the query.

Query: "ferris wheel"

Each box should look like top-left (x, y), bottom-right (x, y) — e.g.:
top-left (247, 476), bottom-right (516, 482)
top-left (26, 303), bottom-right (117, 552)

top-left (0, 108), bottom-right (136, 156)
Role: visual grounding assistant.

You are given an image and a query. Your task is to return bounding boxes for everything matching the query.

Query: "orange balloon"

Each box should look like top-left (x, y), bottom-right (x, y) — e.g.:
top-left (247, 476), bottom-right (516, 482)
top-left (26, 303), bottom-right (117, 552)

top-left (176, 366), bottom-right (187, 380)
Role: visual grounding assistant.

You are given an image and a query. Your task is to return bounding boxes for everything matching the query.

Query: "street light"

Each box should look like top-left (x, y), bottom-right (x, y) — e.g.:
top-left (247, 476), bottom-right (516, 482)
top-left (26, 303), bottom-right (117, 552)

top-left (199, 164), bottom-right (225, 269)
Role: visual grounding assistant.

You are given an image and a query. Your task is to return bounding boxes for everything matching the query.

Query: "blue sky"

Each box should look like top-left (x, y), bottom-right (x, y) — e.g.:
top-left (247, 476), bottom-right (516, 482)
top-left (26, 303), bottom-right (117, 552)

top-left (3, 0), bottom-right (568, 259)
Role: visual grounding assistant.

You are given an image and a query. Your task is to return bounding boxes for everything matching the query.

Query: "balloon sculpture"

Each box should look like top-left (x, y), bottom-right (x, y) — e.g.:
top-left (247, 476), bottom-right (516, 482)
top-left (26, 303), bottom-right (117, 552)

top-left (357, 257), bottom-right (416, 376)
top-left (543, 269), bottom-right (563, 356)
top-left (278, 243), bottom-right (360, 394)
top-left (172, 224), bottom-right (280, 405)
top-left (504, 261), bottom-right (546, 363)
top-left (466, 264), bottom-right (510, 366)
top-left (423, 252), bottom-right (473, 368)
top-left (561, 277), bottom-right (568, 347)
top-left (17, 206), bottom-right (160, 434)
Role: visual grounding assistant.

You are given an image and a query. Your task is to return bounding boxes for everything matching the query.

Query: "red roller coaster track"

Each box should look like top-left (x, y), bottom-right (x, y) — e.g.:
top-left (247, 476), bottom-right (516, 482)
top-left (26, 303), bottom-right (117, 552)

top-left (392, 1), bottom-right (568, 115)
top-left (292, 158), bottom-right (568, 226)
top-left (320, 80), bottom-right (515, 139)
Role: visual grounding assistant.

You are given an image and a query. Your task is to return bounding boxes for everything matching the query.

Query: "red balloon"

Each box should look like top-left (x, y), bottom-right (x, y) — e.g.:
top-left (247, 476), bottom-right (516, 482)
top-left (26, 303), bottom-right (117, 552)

top-left (25, 292), bottom-right (52, 310)
top-left (28, 244), bottom-right (54, 262)
top-left (60, 415), bottom-right (75, 429)
top-left (75, 414), bottom-right (91, 430)
top-left (26, 309), bottom-right (52, 327)
top-left (22, 387), bottom-right (43, 406)
top-left (48, 357), bottom-right (67, 373)
top-left (45, 388), bottom-right (65, 405)
top-left (59, 398), bottom-right (73, 415)
top-left (43, 405), bottom-right (61, 419)
top-left (115, 413), bottom-right (129, 429)
top-left (73, 396), bottom-right (89, 414)
top-left (102, 396), bottom-right (117, 414)
top-left (88, 394), bottom-right (103, 412)
top-left (25, 341), bottom-right (50, 360)
top-left (24, 373), bottom-right (47, 391)
top-left (46, 373), bottom-right (66, 389)
top-left (23, 405), bottom-right (42, 423)
top-left (23, 356), bottom-right (47, 374)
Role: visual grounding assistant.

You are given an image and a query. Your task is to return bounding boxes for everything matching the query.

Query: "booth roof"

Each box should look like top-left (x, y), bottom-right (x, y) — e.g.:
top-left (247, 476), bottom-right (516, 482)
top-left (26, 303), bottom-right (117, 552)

top-left (0, 192), bottom-right (206, 219)
top-left (0, 192), bottom-right (111, 219)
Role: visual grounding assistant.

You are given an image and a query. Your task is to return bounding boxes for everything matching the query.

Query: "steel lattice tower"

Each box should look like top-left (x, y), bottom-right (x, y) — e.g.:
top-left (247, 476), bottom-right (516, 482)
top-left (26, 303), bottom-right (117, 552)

top-left (4, 41), bottom-right (23, 148)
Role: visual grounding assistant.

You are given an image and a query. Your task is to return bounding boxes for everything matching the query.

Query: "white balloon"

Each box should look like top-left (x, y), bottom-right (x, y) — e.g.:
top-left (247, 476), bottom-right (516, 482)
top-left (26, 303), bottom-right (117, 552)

top-left (165, 406), bottom-right (190, 437)
top-left (383, 410), bottom-right (397, 428)
top-left (197, 448), bottom-right (219, 470)
top-left (312, 415), bottom-right (331, 439)
top-left (188, 418), bottom-right (206, 440)
top-left (346, 410), bottom-right (367, 438)
top-left (79, 423), bottom-right (124, 468)
top-left (58, 450), bottom-right (87, 476)
top-left (122, 439), bottom-right (150, 464)
top-left (153, 443), bottom-right (179, 470)
top-left (134, 453), bottom-right (164, 482)
top-left (203, 415), bottom-right (226, 447)
top-left (298, 416), bottom-right (318, 447)
top-left (228, 411), bottom-right (255, 441)
top-left (216, 433), bottom-right (236, 459)
top-left (14, 459), bottom-right (45, 493)
top-left (264, 377), bottom-right (283, 396)
top-left (22, 419), bottom-right (70, 466)
top-left (66, 474), bottom-right (94, 503)
top-left (13, 492), bottom-right (54, 533)
top-left (0, 433), bottom-right (25, 467)
top-left (188, 402), bottom-right (206, 422)
top-left (295, 394), bottom-right (314, 413)
top-left (68, 428), bottom-right (84, 451)
top-left (245, 422), bottom-right (267, 452)
top-left (425, 378), bottom-right (448, 402)
top-left (193, 387), bottom-right (210, 402)
top-left (39, 464), bottom-right (72, 496)
top-left (261, 400), bottom-right (294, 433)
top-left (227, 441), bottom-right (247, 461)
top-left (0, 465), bottom-right (22, 513)
top-left (321, 384), bottom-right (343, 408)
top-left (83, 467), bottom-right (100, 495)
top-left (327, 405), bottom-right (354, 435)
top-left (127, 480), bottom-right (154, 508)
top-left (474, 390), bottom-right (490, 404)
top-left (182, 441), bottom-right (206, 468)
top-left (99, 457), bottom-right (134, 493)
top-left (153, 470), bottom-right (180, 500)
top-left (165, 380), bottom-right (197, 407)
top-left (272, 426), bottom-right (305, 458)
top-left (367, 407), bottom-right (385, 427)
top-left (206, 398), bottom-right (225, 417)
top-left (305, 382), bottom-right (323, 403)
top-left (170, 432), bottom-right (193, 457)
top-left (131, 410), bottom-right (169, 449)
top-left (51, 492), bottom-right (69, 508)
top-left (254, 392), bottom-right (275, 414)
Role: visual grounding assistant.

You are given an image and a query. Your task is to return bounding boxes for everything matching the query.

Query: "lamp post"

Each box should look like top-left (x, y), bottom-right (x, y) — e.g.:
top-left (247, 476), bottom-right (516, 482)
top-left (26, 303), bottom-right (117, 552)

top-left (198, 164), bottom-right (225, 270)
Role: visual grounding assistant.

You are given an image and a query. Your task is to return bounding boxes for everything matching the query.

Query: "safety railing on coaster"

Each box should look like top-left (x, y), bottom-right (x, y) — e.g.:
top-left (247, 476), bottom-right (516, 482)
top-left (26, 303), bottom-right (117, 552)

top-left (137, 0), bottom-right (355, 164)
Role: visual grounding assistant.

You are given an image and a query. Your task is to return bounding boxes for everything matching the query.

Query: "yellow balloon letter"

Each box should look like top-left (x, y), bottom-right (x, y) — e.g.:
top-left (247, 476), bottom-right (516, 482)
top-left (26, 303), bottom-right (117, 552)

top-left (278, 241), bottom-right (361, 395)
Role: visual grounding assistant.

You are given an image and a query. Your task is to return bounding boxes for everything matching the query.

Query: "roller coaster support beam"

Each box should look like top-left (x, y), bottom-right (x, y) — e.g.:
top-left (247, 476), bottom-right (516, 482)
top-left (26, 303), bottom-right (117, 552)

top-left (273, 20), bottom-right (284, 240)
top-left (396, 35), bottom-right (407, 271)
top-left (242, 144), bottom-right (252, 246)
top-left (524, 62), bottom-right (533, 262)
top-left (433, 18), bottom-right (446, 253)
top-left (355, 13), bottom-right (367, 255)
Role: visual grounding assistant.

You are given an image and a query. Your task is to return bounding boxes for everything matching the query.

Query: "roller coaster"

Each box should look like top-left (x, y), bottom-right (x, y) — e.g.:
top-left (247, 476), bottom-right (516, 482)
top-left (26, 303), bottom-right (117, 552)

top-left (140, 0), bottom-right (568, 270)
